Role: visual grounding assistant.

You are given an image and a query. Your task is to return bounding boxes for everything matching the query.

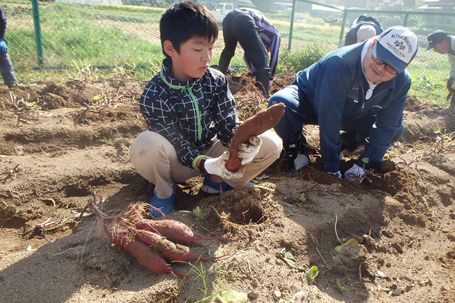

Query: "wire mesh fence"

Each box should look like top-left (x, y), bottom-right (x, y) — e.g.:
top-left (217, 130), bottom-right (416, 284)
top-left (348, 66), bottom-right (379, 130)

top-left (1, 0), bottom-right (454, 102)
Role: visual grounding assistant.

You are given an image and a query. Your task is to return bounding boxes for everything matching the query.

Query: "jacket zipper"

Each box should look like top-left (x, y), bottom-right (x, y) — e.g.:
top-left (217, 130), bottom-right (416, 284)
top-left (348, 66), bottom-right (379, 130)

top-left (160, 71), bottom-right (202, 141)
top-left (359, 81), bottom-right (388, 117)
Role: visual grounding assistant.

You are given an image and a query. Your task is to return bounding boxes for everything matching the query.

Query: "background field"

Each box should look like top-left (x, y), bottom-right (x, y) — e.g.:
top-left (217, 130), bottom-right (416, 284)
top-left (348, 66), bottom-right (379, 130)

top-left (1, 0), bottom-right (454, 105)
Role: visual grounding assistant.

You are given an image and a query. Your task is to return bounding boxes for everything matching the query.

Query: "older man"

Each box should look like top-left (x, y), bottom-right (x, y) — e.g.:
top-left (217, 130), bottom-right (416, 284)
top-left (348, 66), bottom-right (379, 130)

top-left (269, 26), bottom-right (418, 181)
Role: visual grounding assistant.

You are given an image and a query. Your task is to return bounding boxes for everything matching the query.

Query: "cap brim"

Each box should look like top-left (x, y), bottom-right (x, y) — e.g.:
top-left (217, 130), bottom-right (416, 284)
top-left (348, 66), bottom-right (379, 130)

top-left (425, 42), bottom-right (437, 51)
top-left (373, 42), bottom-right (407, 74)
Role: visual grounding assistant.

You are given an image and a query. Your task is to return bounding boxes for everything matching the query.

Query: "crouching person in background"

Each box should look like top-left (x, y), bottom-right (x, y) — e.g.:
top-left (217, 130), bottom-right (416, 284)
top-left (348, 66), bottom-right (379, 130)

top-left (130, 1), bottom-right (282, 217)
top-left (268, 26), bottom-right (418, 181)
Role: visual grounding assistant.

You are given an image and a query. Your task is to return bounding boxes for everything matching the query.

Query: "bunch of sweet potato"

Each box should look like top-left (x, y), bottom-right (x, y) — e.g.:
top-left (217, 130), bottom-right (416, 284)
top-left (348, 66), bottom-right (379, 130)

top-left (91, 193), bottom-right (223, 277)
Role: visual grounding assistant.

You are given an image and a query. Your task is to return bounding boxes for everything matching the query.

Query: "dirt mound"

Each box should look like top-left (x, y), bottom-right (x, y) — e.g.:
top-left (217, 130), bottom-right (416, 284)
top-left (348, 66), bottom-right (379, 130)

top-left (0, 75), bottom-right (454, 303)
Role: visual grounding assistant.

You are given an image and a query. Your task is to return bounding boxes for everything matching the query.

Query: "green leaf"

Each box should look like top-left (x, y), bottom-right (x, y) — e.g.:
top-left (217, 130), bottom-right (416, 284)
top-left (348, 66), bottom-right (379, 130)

top-left (336, 278), bottom-right (349, 293)
top-left (299, 193), bottom-right (306, 201)
top-left (312, 291), bottom-right (322, 299)
top-left (280, 248), bottom-right (297, 268)
top-left (216, 289), bottom-right (248, 303)
top-left (361, 157), bottom-right (369, 164)
top-left (255, 173), bottom-right (269, 180)
top-left (192, 206), bottom-right (201, 218)
top-left (305, 265), bottom-right (319, 284)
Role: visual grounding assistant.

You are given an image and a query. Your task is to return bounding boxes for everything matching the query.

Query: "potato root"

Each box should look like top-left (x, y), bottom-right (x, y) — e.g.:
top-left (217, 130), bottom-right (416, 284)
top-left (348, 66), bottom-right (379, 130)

top-left (132, 228), bottom-right (215, 262)
top-left (134, 218), bottom-right (229, 246)
top-left (109, 230), bottom-right (186, 277)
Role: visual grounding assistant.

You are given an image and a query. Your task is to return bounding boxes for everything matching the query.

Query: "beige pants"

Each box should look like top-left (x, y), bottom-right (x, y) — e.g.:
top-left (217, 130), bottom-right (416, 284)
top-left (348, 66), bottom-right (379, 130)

top-left (130, 130), bottom-right (283, 199)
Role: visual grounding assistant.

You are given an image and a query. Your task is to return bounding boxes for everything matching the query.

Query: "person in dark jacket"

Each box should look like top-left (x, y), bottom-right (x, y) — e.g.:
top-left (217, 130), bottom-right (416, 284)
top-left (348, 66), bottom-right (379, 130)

top-left (340, 14), bottom-right (383, 47)
top-left (129, 2), bottom-right (282, 217)
top-left (0, 7), bottom-right (18, 87)
top-left (218, 8), bottom-right (281, 98)
top-left (268, 26), bottom-right (418, 181)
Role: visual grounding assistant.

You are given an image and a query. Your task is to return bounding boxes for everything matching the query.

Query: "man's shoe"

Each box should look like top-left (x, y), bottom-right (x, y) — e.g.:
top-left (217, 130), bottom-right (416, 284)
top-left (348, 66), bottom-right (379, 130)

top-left (283, 134), bottom-right (310, 171)
top-left (150, 183), bottom-right (176, 217)
top-left (200, 175), bottom-right (254, 194)
top-left (339, 131), bottom-right (359, 153)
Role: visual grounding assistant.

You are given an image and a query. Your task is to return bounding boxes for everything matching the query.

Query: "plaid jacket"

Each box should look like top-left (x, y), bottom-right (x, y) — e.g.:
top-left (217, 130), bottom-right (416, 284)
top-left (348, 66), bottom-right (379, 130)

top-left (139, 57), bottom-right (239, 168)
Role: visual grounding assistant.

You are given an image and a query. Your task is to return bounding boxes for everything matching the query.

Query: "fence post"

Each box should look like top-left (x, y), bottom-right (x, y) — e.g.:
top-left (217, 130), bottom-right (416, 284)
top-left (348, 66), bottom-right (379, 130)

top-left (403, 13), bottom-right (409, 27)
top-left (288, 0), bottom-right (296, 51)
top-left (339, 10), bottom-right (348, 45)
top-left (31, 0), bottom-right (44, 66)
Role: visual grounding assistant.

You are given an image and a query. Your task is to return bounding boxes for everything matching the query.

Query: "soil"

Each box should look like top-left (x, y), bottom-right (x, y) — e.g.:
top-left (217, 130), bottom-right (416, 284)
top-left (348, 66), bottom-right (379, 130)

top-left (0, 72), bottom-right (455, 303)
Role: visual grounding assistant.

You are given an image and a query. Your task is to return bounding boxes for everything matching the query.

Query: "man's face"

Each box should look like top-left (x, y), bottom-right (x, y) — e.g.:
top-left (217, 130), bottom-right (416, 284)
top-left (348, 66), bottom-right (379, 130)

top-left (433, 41), bottom-right (449, 55)
top-left (363, 43), bottom-right (398, 84)
top-left (166, 36), bottom-right (215, 81)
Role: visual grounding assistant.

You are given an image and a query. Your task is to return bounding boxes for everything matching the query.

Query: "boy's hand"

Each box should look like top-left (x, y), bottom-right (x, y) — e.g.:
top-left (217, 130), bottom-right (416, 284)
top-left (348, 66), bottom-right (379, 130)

top-left (205, 152), bottom-right (245, 179)
top-left (238, 135), bottom-right (262, 165)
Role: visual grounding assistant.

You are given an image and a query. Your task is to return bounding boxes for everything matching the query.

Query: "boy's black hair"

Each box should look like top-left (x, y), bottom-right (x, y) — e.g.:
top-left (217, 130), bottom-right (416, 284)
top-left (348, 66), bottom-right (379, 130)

top-left (160, 1), bottom-right (218, 58)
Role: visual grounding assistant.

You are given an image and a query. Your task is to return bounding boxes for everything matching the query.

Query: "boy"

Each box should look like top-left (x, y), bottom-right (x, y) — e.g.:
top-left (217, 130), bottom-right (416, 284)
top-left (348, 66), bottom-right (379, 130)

top-left (130, 1), bottom-right (282, 217)
top-left (269, 26), bottom-right (418, 181)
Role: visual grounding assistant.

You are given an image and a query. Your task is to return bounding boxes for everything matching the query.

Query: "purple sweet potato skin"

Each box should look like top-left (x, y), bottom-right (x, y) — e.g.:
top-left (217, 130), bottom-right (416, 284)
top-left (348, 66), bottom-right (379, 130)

top-left (132, 228), bottom-right (211, 262)
top-left (226, 103), bottom-right (286, 171)
top-left (110, 231), bottom-right (173, 274)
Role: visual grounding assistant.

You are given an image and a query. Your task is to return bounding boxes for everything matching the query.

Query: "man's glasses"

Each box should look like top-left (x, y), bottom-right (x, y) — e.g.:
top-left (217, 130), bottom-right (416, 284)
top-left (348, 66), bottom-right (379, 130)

top-left (371, 55), bottom-right (398, 75)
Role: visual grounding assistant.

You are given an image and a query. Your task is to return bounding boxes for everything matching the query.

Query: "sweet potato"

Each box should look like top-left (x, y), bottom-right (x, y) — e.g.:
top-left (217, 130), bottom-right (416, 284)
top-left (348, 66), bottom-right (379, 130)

top-left (134, 218), bottom-right (229, 246)
top-left (226, 103), bottom-right (286, 171)
top-left (109, 230), bottom-right (186, 277)
top-left (91, 193), bottom-right (187, 277)
top-left (131, 228), bottom-right (215, 262)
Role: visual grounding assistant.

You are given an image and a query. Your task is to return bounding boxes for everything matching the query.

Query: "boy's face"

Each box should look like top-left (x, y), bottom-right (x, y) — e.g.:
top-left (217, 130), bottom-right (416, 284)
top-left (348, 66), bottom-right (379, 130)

top-left (164, 36), bottom-right (215, 81)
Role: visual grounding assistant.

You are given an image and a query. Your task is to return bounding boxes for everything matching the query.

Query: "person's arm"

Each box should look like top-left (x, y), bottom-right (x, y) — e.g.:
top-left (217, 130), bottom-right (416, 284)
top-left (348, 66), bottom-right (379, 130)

top-left (312, 56), bottom-right (353, 173)
top-left (448, 52), bottom-right (455, 81)
top-left (0, 8), bottom-right (7, 40)
top-left (211, 75), bottom-right (239, 147)
top-left (356, 76), bottom-right (411, 170)
top-left (139, 79), bottom-right (203, 169)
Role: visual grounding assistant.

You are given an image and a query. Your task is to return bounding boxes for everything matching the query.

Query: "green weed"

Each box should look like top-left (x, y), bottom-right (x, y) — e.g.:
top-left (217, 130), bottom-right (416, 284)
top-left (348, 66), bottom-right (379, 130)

top-left (97, 136), bottom-right (113, 145)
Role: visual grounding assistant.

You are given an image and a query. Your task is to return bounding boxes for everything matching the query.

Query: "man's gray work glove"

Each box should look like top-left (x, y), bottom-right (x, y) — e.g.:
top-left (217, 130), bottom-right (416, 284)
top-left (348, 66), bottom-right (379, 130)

top-left (204, 151), bottom-right (245, 179)
top-left (328, 171), bottom-right (341, 178)
top-left (237, 135), bottom-right (262, 165)
top-left (344, 164), bottom-right (365, 182)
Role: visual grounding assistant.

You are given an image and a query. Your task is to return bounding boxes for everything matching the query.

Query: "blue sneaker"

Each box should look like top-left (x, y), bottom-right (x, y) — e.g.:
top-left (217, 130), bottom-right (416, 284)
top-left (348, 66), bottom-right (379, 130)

top-left (200, 175), bottom-right (254, 194)
top-left (150, 183), bottom-right (176, 217)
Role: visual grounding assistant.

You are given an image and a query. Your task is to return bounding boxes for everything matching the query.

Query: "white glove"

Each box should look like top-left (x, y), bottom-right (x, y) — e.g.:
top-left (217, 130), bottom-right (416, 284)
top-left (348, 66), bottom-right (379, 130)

top-left (204, 151), bottom-right (245, 179)
top-left (344, 164), bottom-right (365, 181)
top-left (238, 135), bottom-right (262, 165)
top-left (294, 153), bottom-right (309, 170)
top-left (328, 171), bottom-right (341, 178)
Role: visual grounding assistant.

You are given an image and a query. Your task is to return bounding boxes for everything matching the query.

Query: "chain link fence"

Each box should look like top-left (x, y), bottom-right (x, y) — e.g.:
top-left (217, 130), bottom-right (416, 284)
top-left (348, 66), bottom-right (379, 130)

top-left (1, 0), bottom-right (454, 101)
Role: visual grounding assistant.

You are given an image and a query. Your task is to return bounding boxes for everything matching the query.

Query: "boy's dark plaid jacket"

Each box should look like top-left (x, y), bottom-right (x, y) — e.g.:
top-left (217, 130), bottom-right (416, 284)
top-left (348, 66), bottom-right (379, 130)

top-left (139, 57), bottom-right (239, 168)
